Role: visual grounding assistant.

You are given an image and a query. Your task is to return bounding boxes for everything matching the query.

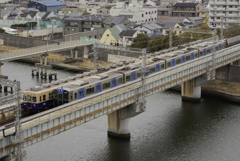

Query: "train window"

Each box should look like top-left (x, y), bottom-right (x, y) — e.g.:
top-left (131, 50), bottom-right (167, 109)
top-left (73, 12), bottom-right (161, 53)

top-left (155, 64), bottom-right (161, 72)
top-left (176, 59), bottom-right (181, 65)
top-left (87, 87), bottom-right (94, 95)
top-left (43, 95), bottom-right (46, 101)
top-left (95, 83), bottom-right (102, 93)
top-left (137, 73), bottom-right (141, 78)
top-left (40, 96), bottom-right (41, 102)
top-left (23, 96), bottom-right (26, 101)
top-left (195, 53), bottom-right (198, 58)
top-left (28, 96), bottom-right (31, 101)
top-left (218, 44), bottom-right (222, 50)
top-left (207, 48), bottom-right (211, 54)
top-left (171, 59), bottom-right (176, 67)
top-left (79, 90), bottom-right (84, 98)
top-left (215, 46), bottom-right (218, 51)
top-left (131, 72), bottom-right (137, 80)
top-left (181, 56), bottom-right (185, 63)
top-left (190, 53), bottom-right (194, 60)
top-left (203, 49), bottom-right (207, 56)
top-left (58, 95), bottom-right (62, 101)
top-left (150, 67), bottom-right (155, 74)
top-left (145, 68), bottom-right (149, 76)
top-left (103, 82), bottom-right (110, 89)
top-left (167, 62), bottom-right (171, 67)
top-left (74, 93), bottom-right (77, 99)
top-left (118, 78), bottom-right (122, 85)
top-left (53, 93), bottom-right (58, 99)
top-left (49, 93), bottom-right (51, 99)
top-left (186, 56), bottom-right (190, 61)
top-left (211, 46), bottom-right (214, 53)
top-left (126, 75), bottom-right (130, 82)
top-left (32, 97), bottom-right (37, 103)
top-left (161, 64), bottom-right (165, 69)
top-left (111, 78), bottom-right (117, 88)
top-left (63, 93), bottom-right (68, 101)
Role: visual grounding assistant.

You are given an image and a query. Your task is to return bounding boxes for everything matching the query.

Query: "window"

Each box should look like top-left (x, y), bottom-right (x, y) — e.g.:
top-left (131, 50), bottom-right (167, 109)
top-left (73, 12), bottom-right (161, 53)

top-left (149, 67), bottom-right (155, 73)
top-left (72, 28), bottom-right (75, 31)
top-left (186, 55), bottom-right (190, 61)
top-left (167, 62), bottom-right (171, 68)
top-left (103, 82), bottom-right (110, 89)
top-left (32, 97), bottom-right (37, 102)
top-left (126, 75), bottom-right (130, 82)
top-left (107, 34), bottom-right (109, 36)
top-left (89, 9), bottom-right (92, 11)
top-left (65, 28), bottom-right (69, 31)
top-left (49, 93), bottom-right (51, 99)
top-left (43, 95), bottom-right (46, 101)
top-left (23, 96), bottom-right (26, 101)
top-left (118, 78), bottom-right (122, 85)
top-left (74, 93), bottom-right (77, 99)
top-left (176, 59), bottom-right (181, 64)
top-left (161, 64), bottom-right (165, 70)
top-left (40, 96), bottom-right (41, 102)
top-left (86, 87), bottom-right (94, 95)
top-left (99, 10), bottom-right (102, 13)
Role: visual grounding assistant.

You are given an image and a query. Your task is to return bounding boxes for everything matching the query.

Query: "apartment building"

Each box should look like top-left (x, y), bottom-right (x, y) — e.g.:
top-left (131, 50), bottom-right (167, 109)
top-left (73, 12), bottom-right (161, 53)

top-left (172, 3), bottom-right (203, 17)
top-left (208, 0), bottom-right (240, 29)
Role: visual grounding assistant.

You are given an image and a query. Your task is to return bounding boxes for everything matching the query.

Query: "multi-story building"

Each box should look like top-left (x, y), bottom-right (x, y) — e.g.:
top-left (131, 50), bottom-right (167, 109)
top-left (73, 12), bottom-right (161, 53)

top-left (199, 7), bottom-right (209, 24)
top-left (110, 0), bottom-right (157, 24)
top-left (172, 3), bottom-right (203, 17)
top-left (208, 0), bottom-right (240, 29)
top-left (157, 5), bottom-right (173, 16)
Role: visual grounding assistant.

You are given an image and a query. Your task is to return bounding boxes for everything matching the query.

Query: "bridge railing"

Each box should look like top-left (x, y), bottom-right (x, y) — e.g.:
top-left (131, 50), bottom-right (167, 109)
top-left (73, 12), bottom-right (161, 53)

top-left (0, 39), bottom-right (101, 61)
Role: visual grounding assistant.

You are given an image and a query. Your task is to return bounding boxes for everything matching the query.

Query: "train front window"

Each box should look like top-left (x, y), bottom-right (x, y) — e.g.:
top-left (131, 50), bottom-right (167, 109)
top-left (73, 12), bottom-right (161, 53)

top-left (150, 67), bottom-right (155, 74)
top-left (53, 93), bottom-right (58, 99)
top-left (63, 93), bottom-right (68, 101)
top-left (32, 97), bottom-right (37, 103)
top-left (126, 75), bottom-right (130, 82)
top-left (186, 56), bottom-right (190, 61)
top-left (43, 95), bottom-right (46, 101)
top-left (23, 96), bottom-right (26, 101)
top-left (118, 78), bottom-right (122, 85)
top-left (28, 96), bottom-right (31, 102)
top-left (58, 95), bottom-right (62, 101)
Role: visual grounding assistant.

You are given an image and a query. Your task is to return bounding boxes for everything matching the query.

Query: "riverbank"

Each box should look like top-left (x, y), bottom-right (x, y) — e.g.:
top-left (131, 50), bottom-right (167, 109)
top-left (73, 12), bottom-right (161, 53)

top-left (171, 79), bottom-right (240, 102)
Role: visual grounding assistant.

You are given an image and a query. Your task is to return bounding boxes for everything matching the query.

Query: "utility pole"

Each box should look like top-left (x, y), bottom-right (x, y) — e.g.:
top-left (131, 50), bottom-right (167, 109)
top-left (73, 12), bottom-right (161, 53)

top-left (139, 48), bottom-right (147, 111)
top-left (169, 27), bottom-right (172, 48)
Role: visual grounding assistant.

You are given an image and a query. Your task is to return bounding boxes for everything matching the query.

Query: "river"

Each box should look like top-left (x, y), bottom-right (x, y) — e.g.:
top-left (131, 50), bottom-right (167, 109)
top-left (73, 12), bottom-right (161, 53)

top-left (3, 61), bottom-right (240, 161)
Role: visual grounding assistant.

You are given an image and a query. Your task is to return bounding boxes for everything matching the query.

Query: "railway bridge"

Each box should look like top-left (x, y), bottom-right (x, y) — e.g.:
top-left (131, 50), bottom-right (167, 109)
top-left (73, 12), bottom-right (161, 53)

top-left (0, 36), bottom-right (240, 160)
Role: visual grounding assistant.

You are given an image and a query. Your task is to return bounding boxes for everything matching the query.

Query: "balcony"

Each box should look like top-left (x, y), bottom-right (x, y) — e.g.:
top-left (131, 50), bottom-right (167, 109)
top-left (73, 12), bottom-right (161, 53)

top-left (228, 8), bottom-right (238, 10)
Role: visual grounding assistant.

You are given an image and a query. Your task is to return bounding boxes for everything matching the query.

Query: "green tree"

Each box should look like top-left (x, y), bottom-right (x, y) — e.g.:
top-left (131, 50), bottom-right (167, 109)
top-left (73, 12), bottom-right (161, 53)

top-left (0, 28), bottom-right (5, 33)
top-left (82, 12), bottom-right (90, 15)
top-left (131, 33), bottom-right (150, 49)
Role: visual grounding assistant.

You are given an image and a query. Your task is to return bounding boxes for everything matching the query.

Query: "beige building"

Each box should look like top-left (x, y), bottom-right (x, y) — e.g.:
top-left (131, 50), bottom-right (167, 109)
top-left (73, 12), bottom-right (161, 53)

top-left (172, 3), bottom-right (203, 17)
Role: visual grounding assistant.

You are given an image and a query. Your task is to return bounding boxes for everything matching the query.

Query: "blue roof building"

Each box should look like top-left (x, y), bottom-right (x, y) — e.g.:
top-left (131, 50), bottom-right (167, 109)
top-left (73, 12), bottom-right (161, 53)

top-left (28, 1), bottom-right (66, 13)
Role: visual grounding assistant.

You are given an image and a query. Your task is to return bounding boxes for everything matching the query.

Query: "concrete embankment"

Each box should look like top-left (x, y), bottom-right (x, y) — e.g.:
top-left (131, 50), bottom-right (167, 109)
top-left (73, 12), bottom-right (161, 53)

top-left (171, 79), bottom-right (240, 102)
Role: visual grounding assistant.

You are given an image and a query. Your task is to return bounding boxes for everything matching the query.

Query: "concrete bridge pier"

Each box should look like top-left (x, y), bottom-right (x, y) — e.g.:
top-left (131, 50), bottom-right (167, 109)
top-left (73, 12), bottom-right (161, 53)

top-left (83, 46), bottom-right (90, 59)
top-left (182, 74), bottom-right (213, 102)
top-left (108, 103), bottom-right (145, 138)
top-left (71, 49), bottom-right (74, 58)
top-left (182, 79), bottom-right (201, 102)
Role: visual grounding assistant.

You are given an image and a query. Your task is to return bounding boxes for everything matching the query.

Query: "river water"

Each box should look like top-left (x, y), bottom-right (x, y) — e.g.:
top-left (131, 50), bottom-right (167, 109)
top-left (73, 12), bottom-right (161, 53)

top-left (3, 61), bottom-right (240, 161)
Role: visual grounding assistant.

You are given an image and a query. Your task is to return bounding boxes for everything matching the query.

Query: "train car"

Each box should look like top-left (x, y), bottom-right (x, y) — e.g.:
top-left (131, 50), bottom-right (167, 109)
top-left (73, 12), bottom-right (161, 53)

top-left (52, 73), bottom-right (124, 106)
top-left (22, 84), bottom-right (54, 110)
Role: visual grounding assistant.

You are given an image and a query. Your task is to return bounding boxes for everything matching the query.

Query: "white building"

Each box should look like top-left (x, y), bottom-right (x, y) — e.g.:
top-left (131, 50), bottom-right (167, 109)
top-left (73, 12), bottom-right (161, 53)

top-left (208, 0), bottom-right (240, 29)
top-left (119, 30), bottom-right (141, 47)
top-left (110, 0), bottom-right (157, 24)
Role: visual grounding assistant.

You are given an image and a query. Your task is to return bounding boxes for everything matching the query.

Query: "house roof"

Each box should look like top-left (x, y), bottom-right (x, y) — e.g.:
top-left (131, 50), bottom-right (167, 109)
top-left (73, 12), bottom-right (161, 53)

top-left (158, 16), bottom-right (183, 23)
top-left (188, 17), bottom-right (203, 20)
top-left (109, 27), bottom-right (121, 41)
top-left (42, 11), bottom-right (52, 20)
top-left (29, 11), bottom-right (38, 18)
top-left (1, 9), bottom-right (12, 18)
top-left (119, 30), bottom-right (137, 37)
top-left (163, 22), bottom-right (176, 29)
top-left (178, 22), bottom-right (185, 26)
top-left (36, 1), bottom-right (66, 7)
top-left (173, 3), bottom-right (199, 7)
top-left (111, 16), bottom-right (125, 25)
top-left (149, 23), bottom-right (162, 29)
top-left (115, 24), bottom-right (126, 31)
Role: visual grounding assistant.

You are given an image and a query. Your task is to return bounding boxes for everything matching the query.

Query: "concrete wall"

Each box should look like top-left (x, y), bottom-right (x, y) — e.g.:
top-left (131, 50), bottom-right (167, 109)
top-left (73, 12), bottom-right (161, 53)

top-left (215, 65), bottom-right (240, 82)
top-left (0, 33), bottom-right (57, 48)
top-left (97, 48), bottom-right (141, 61)
top-left (64, 28), bottom-right (107, 41)
top-left (108, 54), bottom-right (134, 63)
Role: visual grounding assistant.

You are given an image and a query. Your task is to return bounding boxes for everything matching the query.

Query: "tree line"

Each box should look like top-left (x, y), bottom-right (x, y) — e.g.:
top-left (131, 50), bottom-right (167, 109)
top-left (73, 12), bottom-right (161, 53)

top-left (130, 24), bottom-right (240, 53)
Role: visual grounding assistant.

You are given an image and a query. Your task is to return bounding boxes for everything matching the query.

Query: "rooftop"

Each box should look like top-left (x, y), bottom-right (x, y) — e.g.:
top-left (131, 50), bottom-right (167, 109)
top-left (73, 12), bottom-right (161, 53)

top-left (36, 1), bottom-right (66, 7)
